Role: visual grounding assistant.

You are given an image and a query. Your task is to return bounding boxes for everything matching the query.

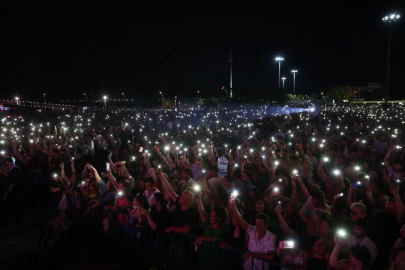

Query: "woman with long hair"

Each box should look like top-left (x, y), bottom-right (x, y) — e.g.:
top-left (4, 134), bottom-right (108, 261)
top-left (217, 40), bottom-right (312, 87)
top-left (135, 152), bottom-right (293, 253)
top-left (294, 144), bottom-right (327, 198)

top-left (194, 194), bottom-right (229, 270)
top-left (305, 234), bottom-right (331, 270)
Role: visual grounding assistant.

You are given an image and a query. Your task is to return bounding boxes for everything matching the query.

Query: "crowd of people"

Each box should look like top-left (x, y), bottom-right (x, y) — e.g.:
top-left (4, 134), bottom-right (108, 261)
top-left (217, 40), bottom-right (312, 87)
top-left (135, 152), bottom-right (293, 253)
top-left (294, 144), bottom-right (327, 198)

top-left (1, 102), bottom-right (405, 269)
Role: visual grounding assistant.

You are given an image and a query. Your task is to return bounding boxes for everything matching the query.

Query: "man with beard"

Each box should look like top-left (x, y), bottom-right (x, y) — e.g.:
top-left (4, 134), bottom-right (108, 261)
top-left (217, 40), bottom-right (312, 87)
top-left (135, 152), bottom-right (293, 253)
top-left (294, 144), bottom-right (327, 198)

top-left (141, 192), bottom-right (169, 232)
top-left (347, 218), bottom-right (378, 266)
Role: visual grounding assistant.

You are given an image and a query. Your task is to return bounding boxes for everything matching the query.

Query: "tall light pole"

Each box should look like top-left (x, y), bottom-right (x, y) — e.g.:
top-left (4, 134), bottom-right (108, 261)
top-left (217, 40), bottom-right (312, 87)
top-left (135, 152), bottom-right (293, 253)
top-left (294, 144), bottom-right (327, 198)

top-left (291, 70), bottom-right (298, 96)
top-left (122, 92), bottom-right (126, 107)
top-left (43, 93), bottom-right (46, 103)
top-left (159, 92), bottom-right (164, 108)
top-left (275, 57), bottom-right (284, 88)
top-left (103, 96), bottom-right (107, 108)
top-left (281, 77), bottom-right (286, 89)
top-left (175, 96), bottom-right (177, 109)
top-left (229, 49), bottom-right (233, 98)
top-left (382, 13), bottom-right (400, 104)
top-left (15, 97), bottom-right (19, 105)
top-left (84, 93), bottom-right (88, 104)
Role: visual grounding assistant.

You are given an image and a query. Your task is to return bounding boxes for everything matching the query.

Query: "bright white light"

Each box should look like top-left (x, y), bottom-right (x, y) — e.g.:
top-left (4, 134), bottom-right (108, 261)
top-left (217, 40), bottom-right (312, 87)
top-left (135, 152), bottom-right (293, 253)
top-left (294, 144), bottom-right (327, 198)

top-left (274, 187), bottom-right (279, 192)
top-left (391, 14), bottom-right (395, 19)
top-left (103, 96), bottom-right (107, 100)
top-left (275, 57), bottom-right (284, 61)
top-left (231, 191), bottom-right (238, 197)
top-left (333, 169), bottom-right (340, 175)
top-left (337, 229), bottom-right (346, 237)
top-left (291, 70), bottom-right (298, 73)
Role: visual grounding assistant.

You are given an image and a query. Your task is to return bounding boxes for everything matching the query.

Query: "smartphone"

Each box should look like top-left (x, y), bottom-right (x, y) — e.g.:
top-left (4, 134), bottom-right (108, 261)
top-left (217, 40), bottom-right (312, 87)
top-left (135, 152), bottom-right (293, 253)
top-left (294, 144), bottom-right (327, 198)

top-left (279, 241), bottom-right (294, 249)
top-left (106, 163), bottom-right (110, 171)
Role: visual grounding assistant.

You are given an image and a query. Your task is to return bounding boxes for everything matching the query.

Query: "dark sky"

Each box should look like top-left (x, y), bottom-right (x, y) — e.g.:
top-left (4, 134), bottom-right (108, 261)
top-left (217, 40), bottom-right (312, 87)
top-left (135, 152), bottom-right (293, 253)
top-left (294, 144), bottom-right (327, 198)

top-left (0, 0), bottom-right (404, 102)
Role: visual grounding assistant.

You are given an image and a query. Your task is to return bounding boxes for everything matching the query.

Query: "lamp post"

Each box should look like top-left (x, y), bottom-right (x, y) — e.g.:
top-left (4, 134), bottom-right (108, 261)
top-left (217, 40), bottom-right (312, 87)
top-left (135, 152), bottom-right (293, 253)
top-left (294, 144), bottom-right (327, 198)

top-left (43, 94), bottom-right (46, 103)
top-left (275, 57), bottom-right (284, 88)
top-left (159, 92), bottom-right (164, 108)
top-left (175, 96), bottom-right (177, 109)
top-left (382, 13), bottom-right (400, 104)
top-left (281, 77), bottom-right (286, 89)
top-left (103, 96), bottom-right (107, 108)
top-left (122, 92), bottom-right (126, 107)
top-left (15, 97), bottom-right (19, 105)
top-left (84, 93), bottom-right (88, 104)
top-left (291, 70), bottom-right (298, 96)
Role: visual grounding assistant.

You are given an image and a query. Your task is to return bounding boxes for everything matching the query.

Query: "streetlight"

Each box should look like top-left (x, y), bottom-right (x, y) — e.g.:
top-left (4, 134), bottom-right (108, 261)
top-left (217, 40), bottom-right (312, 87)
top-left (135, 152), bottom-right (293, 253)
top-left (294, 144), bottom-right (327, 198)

top-left (103, 96), bottom-right (107, 107)
top-left (122, 92), bottom-right (126, 107)
top-left (382, 13), bottom-right (400, 103)
top-left (175, 96), bottom-right (177, 109)
top-left (275, 57), bottom-right (284, 88)
top-left (15, 97), bottom-right (19, 105)
top-left (291, 70), bottom-right (298, 95)
top-left (159, 92), bottom-right (164, 108)
top-left (281, 77), bottom-right (286, 89)
top-left (84, 93), bottom-right (88, 103)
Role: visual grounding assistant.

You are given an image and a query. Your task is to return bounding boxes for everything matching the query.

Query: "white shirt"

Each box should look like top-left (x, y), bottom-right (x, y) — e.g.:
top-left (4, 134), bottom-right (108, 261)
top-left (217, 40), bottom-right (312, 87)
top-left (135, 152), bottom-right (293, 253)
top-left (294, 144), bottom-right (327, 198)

top-left (281, 251), bottom-right (305, 270)
top-left (305, 154), bottom-right (318, 168)
top-left (181, 178), bottom-right (196, 189)
top-left (217, 157), bottom-right (228, 178)
top-left (144, 188), bottom-right (160, 207)
top-left (244, 225), bottom-right (276, 270)
top-left (347, 235), bottom-right (378, 264)
top-left (208, 177), bottom-right (223, 194)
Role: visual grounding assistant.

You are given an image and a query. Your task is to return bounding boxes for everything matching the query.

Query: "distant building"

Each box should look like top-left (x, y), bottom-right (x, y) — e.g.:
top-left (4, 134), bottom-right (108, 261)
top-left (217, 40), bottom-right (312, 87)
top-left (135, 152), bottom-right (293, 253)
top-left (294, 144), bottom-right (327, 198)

top-left (354, 83), bottom-right (384, 100)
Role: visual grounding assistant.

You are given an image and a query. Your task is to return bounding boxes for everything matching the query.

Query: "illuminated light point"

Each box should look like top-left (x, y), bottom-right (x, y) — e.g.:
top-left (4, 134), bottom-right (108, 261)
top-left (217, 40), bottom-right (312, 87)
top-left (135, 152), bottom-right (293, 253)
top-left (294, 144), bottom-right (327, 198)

top-left (291, 70), bottom-right (298, 96)
top-left (275, 57), bottom-right (284, 88)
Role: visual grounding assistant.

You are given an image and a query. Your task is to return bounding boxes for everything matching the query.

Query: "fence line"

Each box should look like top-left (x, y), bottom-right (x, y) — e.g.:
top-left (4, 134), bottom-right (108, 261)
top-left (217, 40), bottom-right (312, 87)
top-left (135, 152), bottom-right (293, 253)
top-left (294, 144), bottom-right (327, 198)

top-left (64, 193), bottom-right (295, 269)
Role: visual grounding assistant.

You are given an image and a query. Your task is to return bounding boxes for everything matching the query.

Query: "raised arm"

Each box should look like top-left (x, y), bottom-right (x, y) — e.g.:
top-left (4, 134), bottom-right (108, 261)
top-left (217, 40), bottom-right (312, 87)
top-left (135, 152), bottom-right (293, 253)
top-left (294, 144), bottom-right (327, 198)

top-left (59, 163), bottom-right (70, 182)
top-left (317, 160), bottom-right (327, 181)
top-left (294, 175), bottom-right (310, 200)
top-left (163, 153), bottom-right (177, 169)
top-left (393, 185), bottom-right (405, 223)
top-left (88, 165), bottom-right (102, 184)
top-left (330, 237), bottom-right (349, 269)
top-left (158, 174), bottom-right (179, 202)
top-left (106, 171), bottom-right (120, 191)
top-left (385, 147), bottom-right (394, 168)
top-left (229, 197), bottom-right (249, 232)
top-left (364, 180), bottom-right (376, 207)
top-left (298, 204), bottom-right (311, 225)
top-left (275, 203), bottom-right (295, 235)
top-left (196, 195), bottom-right (208, 224)
top-left (155, 146), bottom-right (168, 165)
top-left (346, 184), bottom-right (354, 208)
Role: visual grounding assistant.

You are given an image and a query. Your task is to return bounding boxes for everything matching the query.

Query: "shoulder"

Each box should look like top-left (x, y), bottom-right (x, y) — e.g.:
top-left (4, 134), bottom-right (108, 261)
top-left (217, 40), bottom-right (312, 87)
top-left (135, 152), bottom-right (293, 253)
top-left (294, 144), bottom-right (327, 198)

top-left (266, 231), bottom-right (276, 240)
top-left (246, 225), bottom-right (256, 234)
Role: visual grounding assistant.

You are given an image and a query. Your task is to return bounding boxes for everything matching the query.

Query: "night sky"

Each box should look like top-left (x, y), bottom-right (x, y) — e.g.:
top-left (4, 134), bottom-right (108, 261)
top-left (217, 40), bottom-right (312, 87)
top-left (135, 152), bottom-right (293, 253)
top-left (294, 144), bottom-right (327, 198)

top-left (0, 0), bottom-right (404, 102)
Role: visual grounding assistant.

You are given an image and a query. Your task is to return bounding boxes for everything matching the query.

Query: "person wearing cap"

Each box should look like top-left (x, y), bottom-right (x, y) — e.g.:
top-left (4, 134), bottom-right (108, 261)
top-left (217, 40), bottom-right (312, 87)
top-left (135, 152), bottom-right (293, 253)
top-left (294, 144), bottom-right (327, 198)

top-left (347, 218), bottom-right (378, 265)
